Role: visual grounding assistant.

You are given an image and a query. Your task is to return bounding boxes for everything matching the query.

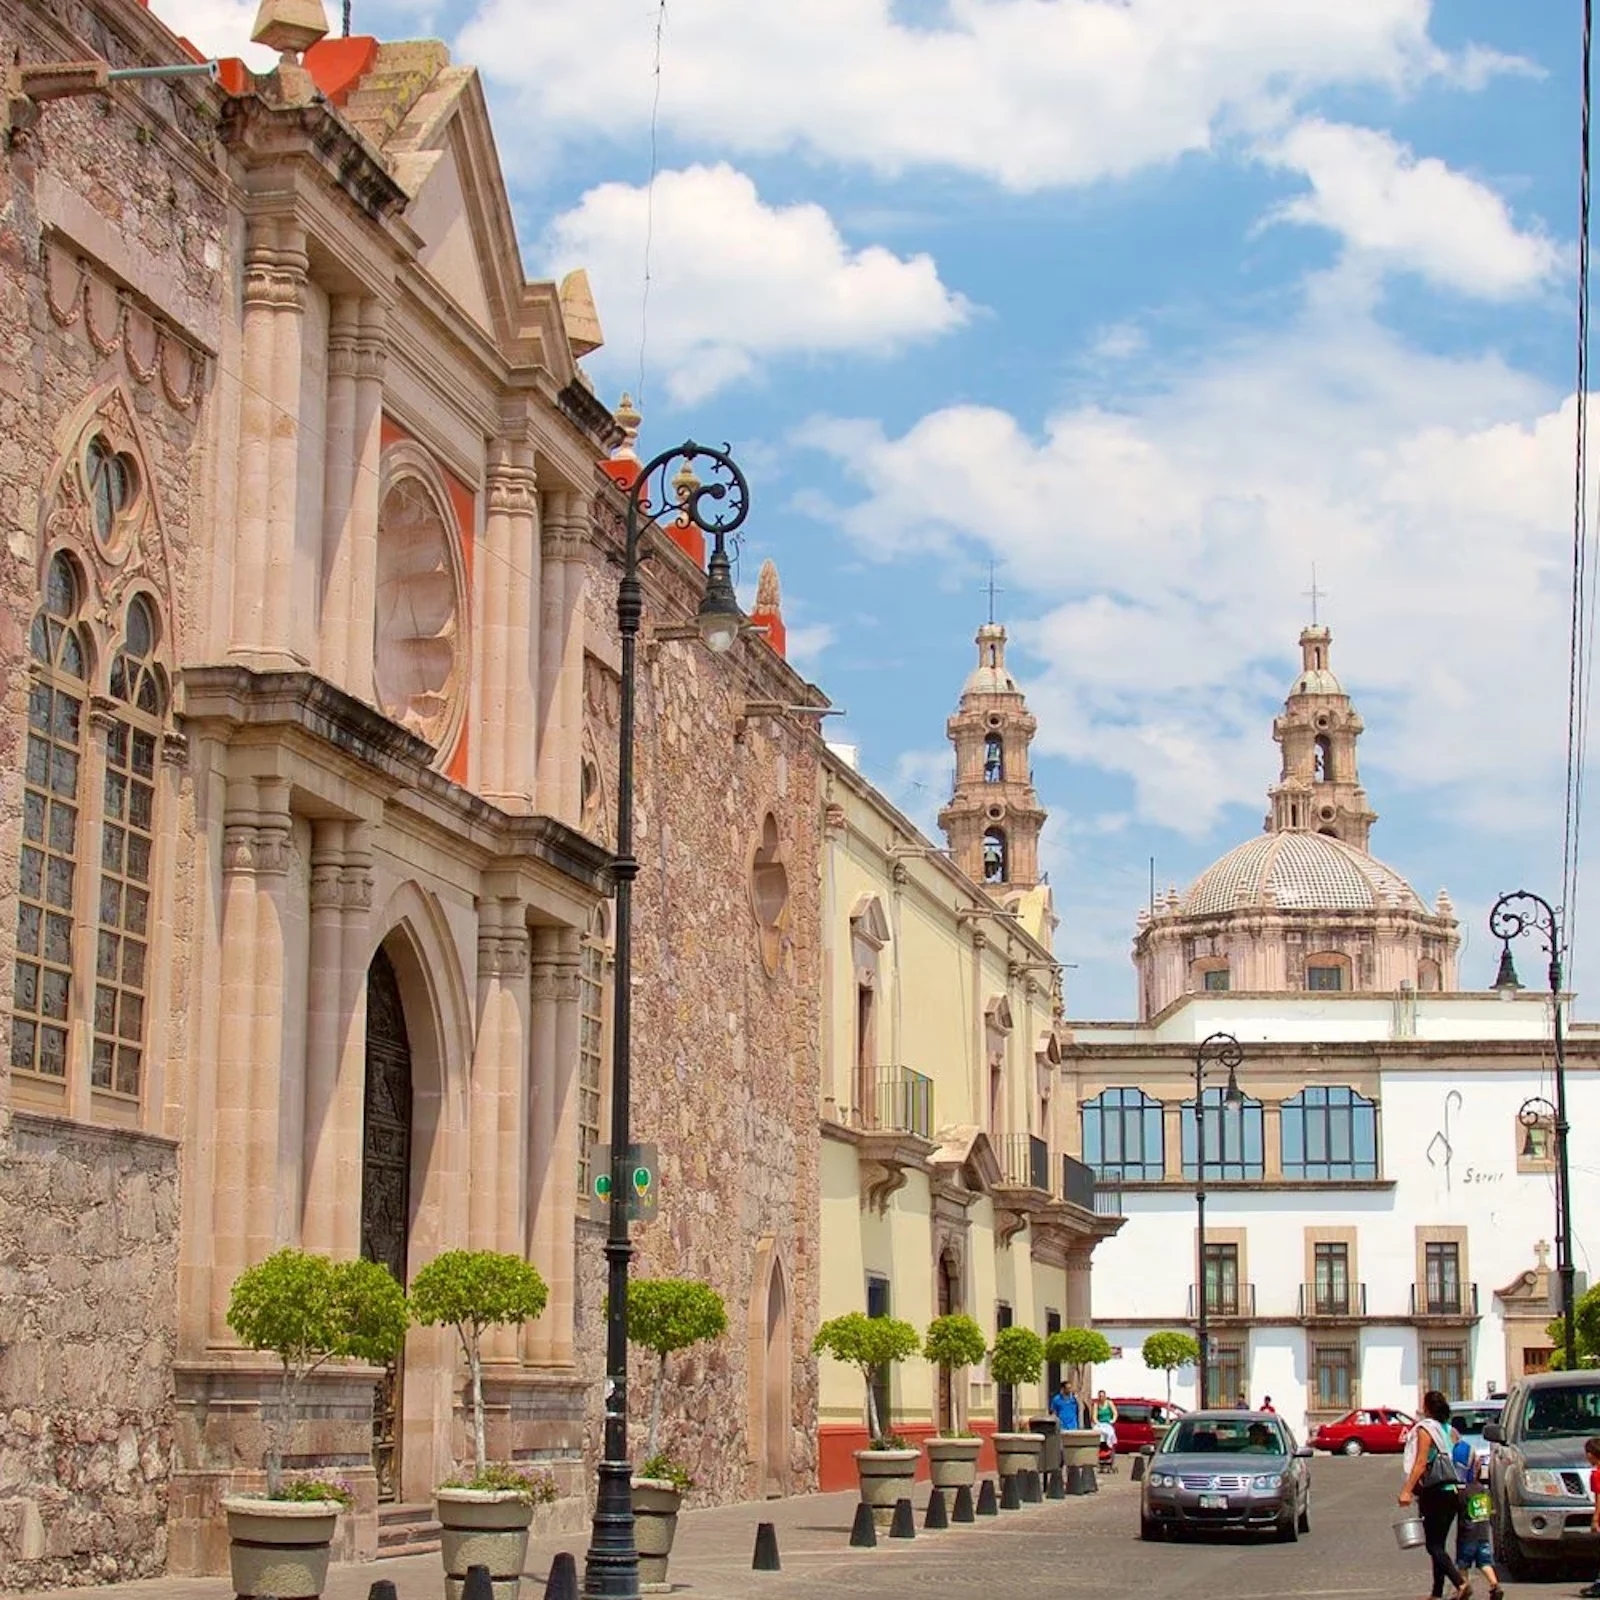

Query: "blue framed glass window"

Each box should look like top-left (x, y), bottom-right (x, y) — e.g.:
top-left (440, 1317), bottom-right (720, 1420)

top-left (1280, 1085), bottom-right (1379, 1179)
top-left (1081, 1087), bottom-right (1164, 1181)
top-left (1181, 1087), bottom-right (1264, 1180)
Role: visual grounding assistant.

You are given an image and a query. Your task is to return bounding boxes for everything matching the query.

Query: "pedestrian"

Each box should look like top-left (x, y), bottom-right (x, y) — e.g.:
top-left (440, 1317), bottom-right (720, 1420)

top-left (1092, 1390), bottom-right (1118, 1451)
top-left (1451, 1434), bottom-right (1501, 1600)
top-left (1050, 1381), bottom-right (1081, 1431)
top-left (1579, 1436), bottom-right (1600, 1599)
top-left (1260, 1395), bottom-right (1276, 1413)
top-left (1398, 1390), bottom-right (1468, 1600)
top-left (1235, 1392), bottom-right (1249, 1410)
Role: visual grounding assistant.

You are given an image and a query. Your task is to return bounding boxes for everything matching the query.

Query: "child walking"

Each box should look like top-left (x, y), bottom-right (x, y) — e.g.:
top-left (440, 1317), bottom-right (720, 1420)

top-left (1580, 1436), bottom-right (1600, 1600)
top-left (1451, 1436), bottom-right (1501, 1600)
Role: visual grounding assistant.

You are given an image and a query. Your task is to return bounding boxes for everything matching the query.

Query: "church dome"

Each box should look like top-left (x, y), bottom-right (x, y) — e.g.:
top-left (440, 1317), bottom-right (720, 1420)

top-left (1183, 831), bottom-right (1426, 917)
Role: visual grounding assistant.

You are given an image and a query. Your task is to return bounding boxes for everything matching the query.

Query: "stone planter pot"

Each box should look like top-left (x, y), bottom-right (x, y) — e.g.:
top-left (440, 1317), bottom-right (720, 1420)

top-left (854, 1447), bottom-right (921, 1530)
top-left (222, 1496), bottom-right (341, 1600)
top-left (631, 1477), bottom-right (684, 1593)
top-left (991, 1431), bottom-right (1044, 1480)
top-left (435, 1488), bottom-right (536, 1600)
top-left (1060, 1427), bottom-right (1102, 1472)
top-left (925, 1436), bottom-right (983, 1490)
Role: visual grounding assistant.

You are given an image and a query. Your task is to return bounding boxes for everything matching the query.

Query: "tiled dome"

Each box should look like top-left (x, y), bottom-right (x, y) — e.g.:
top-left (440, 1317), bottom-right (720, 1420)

top-left (1183, 831), bottom-right (1426, 917)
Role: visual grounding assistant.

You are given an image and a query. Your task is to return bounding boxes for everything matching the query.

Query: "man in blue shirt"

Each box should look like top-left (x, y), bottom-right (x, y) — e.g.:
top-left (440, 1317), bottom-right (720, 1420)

top-left (1050, 1383), bottom-right (1081, 1430)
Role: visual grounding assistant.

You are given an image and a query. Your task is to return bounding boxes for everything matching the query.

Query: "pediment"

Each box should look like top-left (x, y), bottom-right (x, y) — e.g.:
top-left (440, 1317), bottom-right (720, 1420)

top-left (1495, 1264), bottom-right (1554, 1312)
top-left (985, 994), bottom-right (1014, 1034)
top-left (928, 1124), bottom-right (1003, 1193)
top-left (849, 893), bottom-right (892, 949)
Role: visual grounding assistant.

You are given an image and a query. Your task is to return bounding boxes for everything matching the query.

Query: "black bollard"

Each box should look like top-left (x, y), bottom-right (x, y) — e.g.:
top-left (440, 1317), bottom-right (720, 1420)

top-left (542, 1554), bottom-right (578, 1600)
top-left (463, 1566), bottom-right (495, 1600)
top-left (1131, 1454), bottom-right (1146, 1483)
top-left (923, 1488), bottom-right (948, 1530)
top-left (1046, 1467), bottom-right (1065, 1499)
top-left (368, 1584), bottom-right (398, 1600)
top-left (952, 1482), bottom-right (976, 1522)
top-left (752, 1521), bottom-right (781, 1571)
top-left (976, 1476), bottom-right (999, 1516)
top-left (1022, 1468), bottom-right (1042, 1503)
top-left (1066, 1463), bottom-right (1096, 1496)
top-left (1000, 1473), bottom-right (1021, 1510)
top-left (889, 1497), bottom-right (916, 1539)
top-left (849, 1500), bottom-right (878, 1548)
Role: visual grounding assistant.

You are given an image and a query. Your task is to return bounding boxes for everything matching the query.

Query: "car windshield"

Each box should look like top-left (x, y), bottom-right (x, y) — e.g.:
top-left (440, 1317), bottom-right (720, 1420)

top-left (1522, 1385), bottom-right (1600, 1440)
top-left (1449, 1406), bottom-right (1501, 1435)
top-left (1163, 1418), bottom-right (1287, 1455)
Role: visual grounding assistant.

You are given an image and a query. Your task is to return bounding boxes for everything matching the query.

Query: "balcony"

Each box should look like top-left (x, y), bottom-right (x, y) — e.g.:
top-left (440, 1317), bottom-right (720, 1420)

top-left (1410, 1282), bottom-right (1480, 1320)
top-left (869, 1065), bottom-right (933, 1139)
top-left (1061, 1153), bottom-right (1097, 1209)
top-left (1187, 1282), bottom-right (1257, 1319)
top-left (1000, 1132), bottom-right (1051, 1192)
top-left (1298, 1282), bottom-right (1368, 1319)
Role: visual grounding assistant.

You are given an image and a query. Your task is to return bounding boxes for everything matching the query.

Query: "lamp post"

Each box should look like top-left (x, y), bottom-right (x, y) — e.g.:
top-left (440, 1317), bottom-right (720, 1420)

top-left (584, 442), bottom-right (748, 1600)
top-left (1193, 1031), bottom-right (1244, 1409)
top-left (1489, 891), bottom-right (1576, 1371)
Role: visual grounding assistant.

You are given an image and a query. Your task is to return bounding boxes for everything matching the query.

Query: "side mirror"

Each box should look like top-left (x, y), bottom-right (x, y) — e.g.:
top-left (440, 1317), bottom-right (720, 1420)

top-left (1482, 1423), bottom-right (1504, 1444)
top-left (1293, 1445), bottom-right (1313, 1459)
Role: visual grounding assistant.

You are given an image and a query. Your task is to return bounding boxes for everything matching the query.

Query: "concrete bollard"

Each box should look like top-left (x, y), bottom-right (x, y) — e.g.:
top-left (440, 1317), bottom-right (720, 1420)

top-left (1046, 1467), bottom-right (1065, 1499)
top-left (368, 1584), bottom-right (398, 1600)
top-left (976, 1477), bottom-right (999, 1516)
top-left (924, 1488), bottom-right (948, 1530)
top-left (463, 1566), bottom-right (494, 1600)
top-left (752, 1521), bottom-right (781, 1571)
top-left (1131, 1454), bottom-right (1146, 1483)
top-left (1021, 1469), bottom-right (1042, 1503)
top-left (952, 1483), bottom-right (976, 1523)
top-left (541, 1554), bottom-right (578, 1600)
top-left (1000, 1473), bottom-right (1021, 1511)
top-left (1066, 1464), bottom-right (1097, 1495)
top-left (889, 1497), bottom-right (916, 1539)
top-left (849, 1501), bottom-right (879, 1548)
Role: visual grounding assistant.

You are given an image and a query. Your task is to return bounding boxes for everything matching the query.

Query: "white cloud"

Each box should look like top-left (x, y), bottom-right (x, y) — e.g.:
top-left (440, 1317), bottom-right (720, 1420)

top-left (146, 0), bottom-right (279, 69)
top-left (543, 164), bottom-right (969, 402)
top-left (1263, 119), bottom-right (1561, 297)
top-left (799, 266), bottom-right (1577, 837)
top-left (459, 0), bottom-right (1501, 192)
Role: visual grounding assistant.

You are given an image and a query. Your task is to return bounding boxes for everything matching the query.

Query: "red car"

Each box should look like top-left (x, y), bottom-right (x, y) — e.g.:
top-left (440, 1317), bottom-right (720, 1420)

top-left (1109, 1397), bottom-right (1186, 1454)
top-left (1310, 1407), bottom-right (1415, 1455)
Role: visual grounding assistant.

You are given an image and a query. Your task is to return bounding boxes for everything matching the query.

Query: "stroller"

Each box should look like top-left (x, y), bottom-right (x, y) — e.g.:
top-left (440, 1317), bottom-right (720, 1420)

top-left (1097, 1435), bottom-right (1118, 1474)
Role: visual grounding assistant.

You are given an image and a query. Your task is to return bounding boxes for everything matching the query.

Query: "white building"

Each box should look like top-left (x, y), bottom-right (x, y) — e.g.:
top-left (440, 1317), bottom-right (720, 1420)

top-left (1067, 626), bottom-right (1597, 1437)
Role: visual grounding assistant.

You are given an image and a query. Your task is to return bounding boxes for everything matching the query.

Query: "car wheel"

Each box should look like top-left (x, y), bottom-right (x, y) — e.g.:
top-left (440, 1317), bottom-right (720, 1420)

top-left (1297, 1495), bottom-right (1310, 1534)
top-left (1276, 1509), bottom-right (1299, 1543)
top-left (1140, 1513), bottom-right (1160, 1542)
top-left (1340, 1438), bottom-right (1363, 1456)
top-left (1492, 1509), bottom-right (1531, 1582)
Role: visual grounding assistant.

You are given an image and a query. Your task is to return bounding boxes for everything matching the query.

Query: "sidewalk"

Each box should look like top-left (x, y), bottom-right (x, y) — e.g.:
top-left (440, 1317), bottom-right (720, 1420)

top-left (30, 1479), bottom-right (1129, 1600)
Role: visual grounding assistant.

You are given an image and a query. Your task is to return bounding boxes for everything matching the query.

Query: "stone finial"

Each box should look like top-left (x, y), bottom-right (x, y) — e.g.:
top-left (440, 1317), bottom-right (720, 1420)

top-left (559, 269), bottom-right (604, 357)
top-left (1436, 887), bottom-right (1454, 915)
top-left (612, 393), bottom-right (641, 460)
top-left (671, 459), bottom-right (700, 521)
top-left (755, 559), bottom-right (781, 614)
top-left (251, 0), bottom-right (330, 55)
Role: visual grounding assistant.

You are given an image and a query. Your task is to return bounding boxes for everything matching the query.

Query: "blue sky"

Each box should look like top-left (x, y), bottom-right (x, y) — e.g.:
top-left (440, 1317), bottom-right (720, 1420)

top-left (165, 0), bottom-right (1591, 1018)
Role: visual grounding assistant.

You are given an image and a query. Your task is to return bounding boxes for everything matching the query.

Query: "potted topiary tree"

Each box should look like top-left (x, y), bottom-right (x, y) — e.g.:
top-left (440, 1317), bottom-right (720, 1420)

top-left (1045, 1327), bottom-right (1116, 1482)
top-left (410, 1250), bottom-right (553, 1600)
top-left (1141, 1329), bottom-right (1200, 1404)
top-left (813, 1311), bottom-right (921, 1526)
top-left (922, 1314), bottom-right (987, 1489)
top-left (223, 1249), bottom-right (409, 1600)
top-left (988, 1326), bottom-right (1046, 1483)
top-left (626, 1278), bottom-right (728, 1590)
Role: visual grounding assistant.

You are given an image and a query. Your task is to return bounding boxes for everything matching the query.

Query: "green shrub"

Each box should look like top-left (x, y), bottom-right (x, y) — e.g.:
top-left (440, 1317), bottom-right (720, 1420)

top-left (637, 1453), bottom-right (693, 1493)
top-left (924, 1313), bottom-right (988, 1435)
top-left (1140, 1330), bottom-right (1200, 1401)
top-left (988, 1326), bottom-right (1045, 1390)
top-left (440, 1463), bottom-right (558, 1504)
top-left (813, 1312), bottom-right (921, 1444)
top-left (627, 1279), bottom-right (729, 1462)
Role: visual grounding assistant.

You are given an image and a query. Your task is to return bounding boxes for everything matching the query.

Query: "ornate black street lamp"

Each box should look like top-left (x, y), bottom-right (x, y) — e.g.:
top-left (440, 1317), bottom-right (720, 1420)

top-left (584, 442), bottom-right (748, 1600)
top-left (1193, 1031), bottom-right (1244, 1408)
top-left (1490, 891), bottom-right (1577, 1371)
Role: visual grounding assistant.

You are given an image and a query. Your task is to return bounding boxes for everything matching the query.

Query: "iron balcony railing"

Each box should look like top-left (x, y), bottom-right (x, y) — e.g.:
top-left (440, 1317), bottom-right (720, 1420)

top-left (1186, 1282), bottom-right (1257, 1319)
top-left (870, 1065), bottom-right (933, 1140)
top-left (1061, 1153), bottom-right (1097, 1209)
top-left (1000, 1132), bottom-right (1051, 1192)
top-left (1093, 1185), bottom-right (1125, 1217)
top-left (1298, 1282), bottom-right (1368, 1318)
top-left (1410, 1281), bottom-right (1480, 1318)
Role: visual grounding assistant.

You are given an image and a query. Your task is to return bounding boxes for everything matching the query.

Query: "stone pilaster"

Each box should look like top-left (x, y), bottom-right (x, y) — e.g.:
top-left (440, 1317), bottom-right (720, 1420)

top-left (344, 302), bottom-right (387, 703)
top-left (481, 436), bottom-right (540, 810)
top-left (302, 819), bottom-right (348, 1254)
top-left (333, 834), bottom-right (374, 1261)
top-left (319, 298), bottom-right (360, 689)
top-left (535, 491), bottom-right (586, 824)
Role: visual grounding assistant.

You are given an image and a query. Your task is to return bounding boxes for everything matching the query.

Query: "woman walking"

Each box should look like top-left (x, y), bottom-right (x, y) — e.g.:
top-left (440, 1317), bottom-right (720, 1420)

top-left (1398, 1390), bottom-right (1468, 1600)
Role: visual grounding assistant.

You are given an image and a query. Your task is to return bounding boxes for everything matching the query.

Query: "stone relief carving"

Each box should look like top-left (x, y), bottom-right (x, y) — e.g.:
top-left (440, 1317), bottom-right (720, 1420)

top-left (584, 653), bottom-right (621, 727)
top-left (751, 812), bottom-right (792, 979)
top-left (374, 446), bottom-right (468, 756)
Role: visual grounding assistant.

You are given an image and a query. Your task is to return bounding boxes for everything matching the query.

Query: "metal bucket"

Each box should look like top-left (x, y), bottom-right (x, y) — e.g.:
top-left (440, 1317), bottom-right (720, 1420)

top-left (1392, 1511), bottom-right (1426, 1550)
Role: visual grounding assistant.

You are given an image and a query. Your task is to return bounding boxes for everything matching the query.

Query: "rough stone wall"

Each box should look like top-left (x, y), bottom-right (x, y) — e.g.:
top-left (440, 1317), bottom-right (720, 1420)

top-left (0, 1116), bottom-right (179, 1587)
top-left (576, 494), bottom-right (823, 1505)
top-left (0, 0), bottom-right (228, 1584)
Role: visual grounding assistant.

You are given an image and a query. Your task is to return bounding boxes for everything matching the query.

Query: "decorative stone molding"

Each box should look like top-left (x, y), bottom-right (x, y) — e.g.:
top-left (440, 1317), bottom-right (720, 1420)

top-left (480, 925), bottom-right (531, 979)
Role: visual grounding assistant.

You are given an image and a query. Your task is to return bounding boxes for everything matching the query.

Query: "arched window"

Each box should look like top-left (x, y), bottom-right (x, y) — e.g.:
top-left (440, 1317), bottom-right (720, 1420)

top-left (1181, 1086), bottom-right (1265, 1180)
top-left (85, 433), bottom-right (138, 546)
top-left (982, 827), bottom-right (1007, 883)
top-left (1081, 1088), bottom-right (1164, 1181)
top-left (577, 902), bottom-right (612, 1197)
top-left (12, 554), bottom-right (89, 1084)
top-left (1280, 1086), bottom-right (1378, 1179)
top-left (95, 595), bottom-right (164, 1099)
top-left (1417, 958), bottom-right (1441, 993)
top-left (983, 734), bottom-right (1004, 783)
top-left (1314, 735), bottom-right (1333, 782)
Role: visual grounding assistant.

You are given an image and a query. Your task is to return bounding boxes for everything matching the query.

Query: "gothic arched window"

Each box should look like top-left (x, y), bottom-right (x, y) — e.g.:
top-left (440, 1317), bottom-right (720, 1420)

top-left (13, 554), bottom-right (89, 1084)
top-left (982, 827), bottom-right (1007, 883)
top-left (983, 734), bottom-right (1004, 783)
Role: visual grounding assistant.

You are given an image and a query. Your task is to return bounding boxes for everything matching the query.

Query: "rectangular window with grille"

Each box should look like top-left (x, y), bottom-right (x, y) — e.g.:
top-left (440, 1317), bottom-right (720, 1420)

top-left (1426, 1344), bottom-right (1466, 1398)
top-left (1209, 1342), bottom-right (1244, 1408)
top-left (1425, 1242), bottom-right (1462, 1314)
top-left (1203, 968), bottom-right (1230, 991)
top-left (577, 935), bottom-right (605, 1198)
top-left (94, 718), bottom-right (156, 1098)
top-left (1313, 1343), bottom-right (1354, 1409)
top-left (1314, 1242), bottom-right (1350, 1315)
top-left (1204, 1243), bottom-right (1240, 1315)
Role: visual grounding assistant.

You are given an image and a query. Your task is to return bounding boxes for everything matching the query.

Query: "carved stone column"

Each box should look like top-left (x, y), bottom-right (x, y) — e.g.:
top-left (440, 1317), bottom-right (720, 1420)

top-left (345, 302), bottom-right (387, 703)
top-left (333, 833), bottom-right (375, 1261)
top-left (546, 927), bottom-right (583, 1365)
top-left (534, 492), bottom-right (571, 820)
top-left (526, 926), bottom-right (572, 1364)
top-left (302, 820), bottom-right (348, 1254)
top-left (320, 298), bottom-right (360, 689)
top-left (482, 435), bottom-right (539, 810)
top-left (555, 501), bottom-right (589, 825)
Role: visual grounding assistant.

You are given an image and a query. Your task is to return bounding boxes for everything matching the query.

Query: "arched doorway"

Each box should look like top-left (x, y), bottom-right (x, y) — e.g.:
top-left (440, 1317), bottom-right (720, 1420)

top-left (763, 1259), bottom-right (790, 1497)
top-left (362, 947), bottom-right (413, 1501)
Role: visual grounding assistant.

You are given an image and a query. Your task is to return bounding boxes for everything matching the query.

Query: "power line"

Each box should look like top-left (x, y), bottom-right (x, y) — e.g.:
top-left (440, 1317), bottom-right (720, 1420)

top-left (637, 0), bottom-right (669, 408)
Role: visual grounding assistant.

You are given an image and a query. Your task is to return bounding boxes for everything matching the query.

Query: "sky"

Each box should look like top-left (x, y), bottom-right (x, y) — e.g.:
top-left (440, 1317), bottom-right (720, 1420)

top-left (157, 0), bottom-right (1593, 1019)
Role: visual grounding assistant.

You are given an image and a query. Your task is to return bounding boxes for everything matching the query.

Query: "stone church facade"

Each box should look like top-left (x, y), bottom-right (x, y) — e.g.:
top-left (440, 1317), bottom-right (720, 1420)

top-left (0, 0), bottom-right (820, 1585)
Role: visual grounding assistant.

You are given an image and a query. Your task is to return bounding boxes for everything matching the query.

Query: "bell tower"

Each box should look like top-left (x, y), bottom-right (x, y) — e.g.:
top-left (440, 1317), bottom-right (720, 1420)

top-left (1266, 624), bottom-right (1377, 849)
top-left (938, 622), bottom-right (1046, 891)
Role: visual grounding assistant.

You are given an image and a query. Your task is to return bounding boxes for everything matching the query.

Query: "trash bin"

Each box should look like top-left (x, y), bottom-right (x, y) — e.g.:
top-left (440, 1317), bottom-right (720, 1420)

top-left (1027, 1416), bottom-right (1062, 1474)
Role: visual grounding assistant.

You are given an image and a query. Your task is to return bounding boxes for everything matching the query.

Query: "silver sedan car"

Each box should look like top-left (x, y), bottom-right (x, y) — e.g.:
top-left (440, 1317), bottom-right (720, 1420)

top-left (1140, 1410), bottom-right (1314, 1542)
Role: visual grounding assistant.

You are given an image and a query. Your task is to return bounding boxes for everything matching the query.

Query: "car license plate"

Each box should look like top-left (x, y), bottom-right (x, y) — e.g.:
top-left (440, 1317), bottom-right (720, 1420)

top-left (1199, 1494), bottom-right (1228, 1510)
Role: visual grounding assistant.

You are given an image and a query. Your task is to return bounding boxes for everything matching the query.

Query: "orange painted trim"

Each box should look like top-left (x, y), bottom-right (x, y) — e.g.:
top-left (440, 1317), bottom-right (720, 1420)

top-left (666, 520), bottom-right (705, 566)
top-left (600, 459), bottom-right (640, 491)
top-left (304, 36), bottom-right (379, 106)
top-left (749, 608), bottom-right (786, 659)
top-left (215, 58), bottom-right (251, 96)
top-left (818, 1420), bottom-right (999, 1492)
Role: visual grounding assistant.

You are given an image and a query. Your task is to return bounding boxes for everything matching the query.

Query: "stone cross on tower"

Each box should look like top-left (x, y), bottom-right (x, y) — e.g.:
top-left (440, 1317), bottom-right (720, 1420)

top-left (937, 620), bottom-right (1046, 893)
